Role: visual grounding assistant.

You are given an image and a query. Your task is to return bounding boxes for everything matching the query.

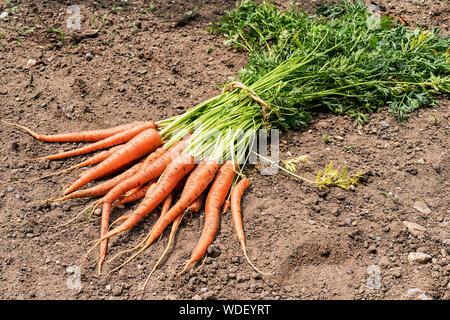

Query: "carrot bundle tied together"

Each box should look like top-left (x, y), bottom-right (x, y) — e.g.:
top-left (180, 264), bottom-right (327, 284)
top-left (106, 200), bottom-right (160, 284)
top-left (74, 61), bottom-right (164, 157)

top-left (6, 116), bottom-right (269, 282)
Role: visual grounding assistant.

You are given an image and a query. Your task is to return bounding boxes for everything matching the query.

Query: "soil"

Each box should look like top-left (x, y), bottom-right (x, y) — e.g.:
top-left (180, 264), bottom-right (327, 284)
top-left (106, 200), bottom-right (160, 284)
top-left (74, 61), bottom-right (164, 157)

top-left (0, 0), bottom-right (448, 301)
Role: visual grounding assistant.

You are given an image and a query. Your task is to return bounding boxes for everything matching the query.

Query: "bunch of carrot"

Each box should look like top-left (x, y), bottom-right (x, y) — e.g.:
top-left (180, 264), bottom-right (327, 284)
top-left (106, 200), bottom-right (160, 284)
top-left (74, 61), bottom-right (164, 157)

top-left (5, 0), bottom-right (444, 289)
top-left (2, 118), bottom-right (266, 284)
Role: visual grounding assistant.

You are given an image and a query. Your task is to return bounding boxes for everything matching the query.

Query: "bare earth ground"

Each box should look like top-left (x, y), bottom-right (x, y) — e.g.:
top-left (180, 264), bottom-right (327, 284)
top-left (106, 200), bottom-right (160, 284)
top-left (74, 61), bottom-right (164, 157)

top-left (0, 0), bottom-right (449, 300)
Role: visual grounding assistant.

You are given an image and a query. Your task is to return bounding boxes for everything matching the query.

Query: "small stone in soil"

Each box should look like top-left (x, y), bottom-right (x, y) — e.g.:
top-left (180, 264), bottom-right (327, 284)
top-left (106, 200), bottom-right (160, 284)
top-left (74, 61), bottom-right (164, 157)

top-left (413, 201), bottom-right (431, 215)
top-left (407, 252), bottom-right (432, 265)
top-left (85, 52), bottom-right (93, 61)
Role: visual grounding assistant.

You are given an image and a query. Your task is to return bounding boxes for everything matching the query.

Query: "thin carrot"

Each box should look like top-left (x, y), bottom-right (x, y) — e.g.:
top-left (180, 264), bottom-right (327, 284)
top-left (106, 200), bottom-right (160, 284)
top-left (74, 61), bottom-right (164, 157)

top-left (176, 160), bottom-right (235, 276)
top-left (64, 128), bottom-right (161, 195)
top-left (222, 199), bottom-right (231, 214)
top-left (1, 119), bottom-right (155, 142)
top-left (29, 121), bottom-right (156, 161)
top-left (48, 162), bottom-right (144, 202)
top-left (186, 192), bottom-right (205, 214)
top-left (230, 177), bottom-right (270, 275)
top-left (4, 145), bottom-right (125, 185)
top-left (112, 183), bottom-right (154, 208)
top-left (161, 192), bottom-right (173, 216)
top-left (84, 153), bottom-right (195, 269)
top-left (67, 144), bottom-right (124, 170)
top-left (142, 147), bottom-right (166, 167)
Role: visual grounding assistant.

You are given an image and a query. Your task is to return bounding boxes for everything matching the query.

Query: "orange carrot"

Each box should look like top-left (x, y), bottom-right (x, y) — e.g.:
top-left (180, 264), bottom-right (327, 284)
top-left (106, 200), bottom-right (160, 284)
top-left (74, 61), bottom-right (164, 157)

top-left (142, 147), bottom-right (166, 167)
top-left (230, 178), bottom-right (250, 250)
top-left (142, 192), bottom-right (205, 285)
top-left (49, 162), bottom-right (144, 202)
top-left (222, 199), bottom-right (231, 214)
top-left (230, 177), bottom-right (270, 275)
top-left (100, 153), bottom-right (195, 239)
top-left (161, 192), bottom-right (173, 216)
top-left (125, 158), bottom-right (219, 255)
top-left (84, 153), bottom-right (195, 270)
top-left (69, 144), bottom-right (124, 169)
top-left (2, 119), bottom-right (155, 142)
top-left (64, 128), bottom-right (161, 195)
top-left (96, 139), bottom-right (189, 220)
top-left (112, 183), bottom-right (154, 208)
top-left (177, 160), bottom-right (236, 276)
top-left (186, 192), bottom-right (205, 214)
top-left (29, 121), bottom-right (156, 161)
top-left (7, 145), bottom-right (125, 185)
top-left (77, 146), bottom-right (163, 181)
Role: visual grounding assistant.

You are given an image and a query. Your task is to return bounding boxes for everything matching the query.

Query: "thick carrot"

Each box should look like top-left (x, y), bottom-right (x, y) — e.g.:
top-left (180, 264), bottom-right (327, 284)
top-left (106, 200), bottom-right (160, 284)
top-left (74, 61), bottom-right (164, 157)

top-left (177, 160), bottom-right (236, 276)
top-left (77, 146), bottom-right (164, 182)
top-left (84, 153), bottom-right (195, 269)
top-left (50, 162), bottom-right (144, 202)
top-left (30, 121), bottom-right (156, 161)
top-left (230, 177), bottom-right (270, 275)
top-left (2, 119), bottom-right (154, 142)
top-left (64, 128), bottom-right (161, 195)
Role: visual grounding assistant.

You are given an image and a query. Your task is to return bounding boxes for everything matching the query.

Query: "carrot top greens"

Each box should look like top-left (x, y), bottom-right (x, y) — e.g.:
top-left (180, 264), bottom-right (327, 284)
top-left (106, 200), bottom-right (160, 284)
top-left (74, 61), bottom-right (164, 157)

top-left (210, 0), bottom-right (449, 126)
top-left (156, 0), bottom-right (449, 172)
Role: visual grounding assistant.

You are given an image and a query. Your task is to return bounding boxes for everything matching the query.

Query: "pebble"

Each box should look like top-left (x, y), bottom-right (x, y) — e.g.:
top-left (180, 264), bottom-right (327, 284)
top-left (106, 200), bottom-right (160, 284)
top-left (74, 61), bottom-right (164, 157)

top-left (65, 105), bottom-right (75, 113)
top-left (227, 273), bottom-right (236, 280)
top-left (27, 59), bottom-right (37, 67)
top-left (406, 288), bottom-right (433, 300)
top-left (66, 265), bottom-right (82, 292)
top-left (366, 265), bottom-right (382, 290)
top-left (207, 244), bottom-right (221, 258)
top-left (0, 11), bottom-right (8, 20)
top-left (380, 120), bottom-right (390, 128)
top-left (66, 265), bottom-right (76, 274)
top-left (112, 285), bottom-right (123, 296)
top-left (403, 221), bottom-right (426, 236)
top-left (6, 186), bottom-right (14, 192)
top-left (407, 252), bottom-right (432, 265)
top-left (85, 52), bottom-right (93, 61)
top-left (413, 201), bottom-right (431, 215)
